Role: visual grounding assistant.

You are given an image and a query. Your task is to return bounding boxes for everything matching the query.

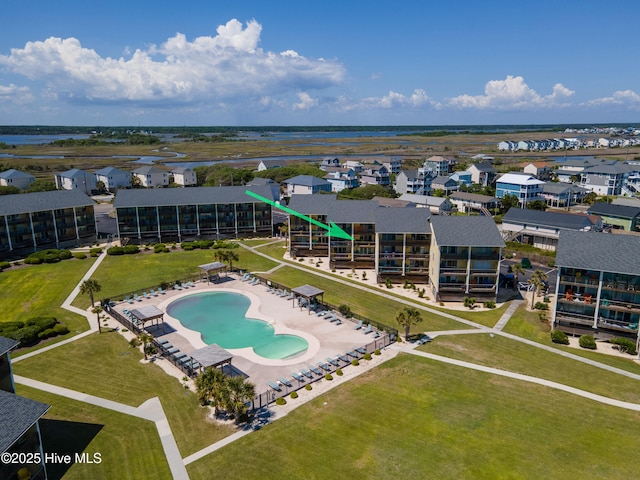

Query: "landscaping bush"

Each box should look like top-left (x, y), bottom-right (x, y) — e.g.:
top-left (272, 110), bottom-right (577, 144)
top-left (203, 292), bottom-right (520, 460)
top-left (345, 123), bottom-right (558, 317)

top-left (325, 373), bottom-right (333, 381)
top-left (610, 337), bottom-right (637, 355)
top-left (351, 359), bottom-right (359, 366)
top-left (73, 252), bottom-right (87, 259)
top-left (550, 330), bottom-right (569, 345)
top-left (534, 302), bottom-right (549, 310)
top-left (336, 369), bottom-right (343, 376)
top-left (374, 349), bottom-right (381, 356)
top-left (338, 304), bottom-right (353, 318)
top-left (24, 256), bottom-right (43, 264)
top-left (290, 391), bottom-right (298, 399)
top-left (275, 397), bottom-right (286, 405)
top-left (363, 353), bottom-right (372, 361)
top-left (0, 317), bottom-right (64, 346)
top-left (123, 244), bottom-right (140, 254)
top-left (89, 247), bottom-right (102, 255)
top-left (53, 324), bottom-right (69, 335)
top-left (107, 246), bottom-right (124, 255)
top-left (38, 328), bottom-right (56, 339)
top-left (0, 261), bottom-right (10, 270)
top-left (483, 301), bottom-right (496, 309)
top-left (464, 297), bottom-right (476, 309)
top-left (305, 384), bottom-right (312, 391)
top-left (579, 335), bottom-right (597, 350)
top-left (153, 243), bottom-right (166, 253)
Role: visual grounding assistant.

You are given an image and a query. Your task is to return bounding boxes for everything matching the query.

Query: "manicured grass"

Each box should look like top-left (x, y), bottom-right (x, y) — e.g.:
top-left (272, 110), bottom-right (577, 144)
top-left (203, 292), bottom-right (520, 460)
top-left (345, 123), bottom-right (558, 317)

top-left (0, 259), bottom-right (96, 333)
top-left (16, 385), bottom-right (171, 480)
top-left (187, 353), bottom-right (640, 480)
top-left (12, 332), bottom-right (235, 456)
top-left (73, 249), bottom-right (278, 308)
top-left (264, 266), bottom-right (465, 333)
top-left (239, 238), bottom-right (281, 247)
top-left (422, 332), bottom-right (640, 403)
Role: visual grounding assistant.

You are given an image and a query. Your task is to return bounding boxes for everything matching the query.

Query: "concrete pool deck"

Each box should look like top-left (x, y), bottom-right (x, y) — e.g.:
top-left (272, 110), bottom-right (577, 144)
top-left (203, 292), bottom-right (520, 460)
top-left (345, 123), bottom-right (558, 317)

top-left (114, 274), bottom-right (390, 395)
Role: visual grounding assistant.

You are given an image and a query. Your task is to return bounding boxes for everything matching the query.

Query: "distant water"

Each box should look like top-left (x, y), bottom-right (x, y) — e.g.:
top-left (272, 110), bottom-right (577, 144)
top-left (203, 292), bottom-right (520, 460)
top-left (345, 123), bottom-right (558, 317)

top-left (0, 134), bottom-right (91, 145)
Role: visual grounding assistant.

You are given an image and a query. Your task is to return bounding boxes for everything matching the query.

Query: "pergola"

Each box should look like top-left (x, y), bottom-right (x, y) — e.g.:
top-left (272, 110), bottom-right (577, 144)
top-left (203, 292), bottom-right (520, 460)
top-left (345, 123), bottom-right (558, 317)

top-left (189, 344), bottom-right (233, 374)
top-left (128, 305), bottom-right (165, 332)
top-left (198, 261), bottom-right (227, 283)
top-left (291, 284), bottom-right (325, 314)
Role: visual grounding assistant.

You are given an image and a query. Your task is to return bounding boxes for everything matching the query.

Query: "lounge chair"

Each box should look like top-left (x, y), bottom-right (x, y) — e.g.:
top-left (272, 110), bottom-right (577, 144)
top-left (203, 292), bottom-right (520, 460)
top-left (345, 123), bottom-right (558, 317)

top-left (159, 338), bottom-right (170, 345)
top-left (125, 296), bottom-right (134, 304)
top-left (330, 315), bottom-right (340, 323)
top-left (337, 354), bottom-right (349, 363)
top-left (190, 361), bottom-right (201, 370)
top-left (292, 372), bottom-right (305, 382)
top-left (363, 324), bottom-right (373, 334)
top-left (288, 292), bottom-right (295, 300)
top-left (161, 342), bottom-right (173, 350)
top-left (309, 366), bottom-right (322, 376)
top-left (334, 318), bottom-right (342, 325)
top-left (316, 309), bottom-right (326, 316)
top-left (241, 273), bottom-right (251, 281)
top-left (301, 369), bottom-right (313, 379)
top-left (355, 347), bottom-right (366, 355)
top-left (323, 311), bottom-right (333, 319)
top-left (143, 291), bottom-right (150, 299)
top-left (150, 288), bottom-right (158, 296)
top-left (181, 283), bottom-right (189, 289)
top-left (268, 381), bottom-right (282, 392)
top-left (157, 287), bottom-right (165, 294)
top-left (347, 350), bottom-right (359, 359)
top-left (166, 347), bottom-right (179, 355)
top-left (173, 284), bottom-right (182, 291)
top-left (326, 357), bottom-right (339, 367)
top-left (278, 377), bottom-right (293, 387)
top-left (354, 320), bottom-right (363, 330)
top-left (188, 281), bottom-right (195, 287)
top-left (318, 362), bottom-right (331, 372)
top-left (373, 331), bottom-right (380, 338)
top-left (279, 289), bottom-right (288, 297)
top-left (133, 293), bottom-right (141, 301)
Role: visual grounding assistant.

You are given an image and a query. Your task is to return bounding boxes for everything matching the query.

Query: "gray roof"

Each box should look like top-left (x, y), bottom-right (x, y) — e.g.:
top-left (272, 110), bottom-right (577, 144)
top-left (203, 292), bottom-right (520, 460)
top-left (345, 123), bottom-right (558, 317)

top-left (198, 262), bottom-right (226, 272)
top-left (0, 190), bottom-right (94, 216)
top-left (469, 162), bottom-right (495, 172)
top-left (371, 197), bottom-right (414, 208)
top-left (0, 389), bottom-right (50, 453)
top-left (284, 175), bottom-right (331, 187)
top-left (113, 185), bottom-right (276, 208)
top-left (133, 166), bottom-right (166, 175)
top-left (330, 200), bottom-right (379, 223)
top-left (503, 208), bottom-right (596, 230)
top-left (292, 284), bottom-right (324, 298)
top-left (287, 194), bottom-right (338, 215)
top-left (583, 163), bottom-right (630, 174)
top-left (248, 177), bottom-right (276, 185)
top-left (375, 207), bottom-right (431, 233)
top-left (0, 169), bottom-right (34, 179)
top-left (399, 193), bottom-right (447, 207)
top-left (95, 166), bottom-right (128, 176)
top-left (542, 182), bottom-right (587, 195)
top-left (171, 166), bottom-right (193, 174)
top-left (556, 231), bottom-right (640, 276)
top-left (128, 305), bottom-right (164, 321)
top-left (0, 336), bottom-right (19, 356)
top-left (430, 216), bottom-right (505, 247)
top-left (588, 202), bottom-right (640, 219)
top-left (449, 191), bottom-right (499, 203)
top-left (57, 168), bottom-right (92, 178)
top-left (431, 176), bottom-right (456, 187)
top-left (189, 344), bottom-right (233, 368)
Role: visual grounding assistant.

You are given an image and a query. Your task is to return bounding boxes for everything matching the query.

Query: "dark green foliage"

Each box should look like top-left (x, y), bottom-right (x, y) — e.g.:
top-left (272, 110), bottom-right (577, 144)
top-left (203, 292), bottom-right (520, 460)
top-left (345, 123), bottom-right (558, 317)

top-left (483, 301), bottom-right (496, 309)
top-left (253, 162), bottom-right (325, 184)
top-left (73, 252), bottom-right (87, 259)
top-left (337, 184), bottom-right (397, 200)
top-left (363, 353), bottom-right (372, 361)
top-left (550, 330), bottom-right (569, 345)
top-left (0, 261), bottom-right (11, 270)
top-left (534, 302), bottom-right (549, 310)
top-left (25, 249), bottom-right (72, 264)
top-left (0, 317), bottom-right (67, 346)
top-left (351, 359), bottom-right (359, 366)
top-left (374, 349), bottom-right (381, 356)
top-left (325, 374), bottom-right (333, 381)
top-left (90, 247), bottom-right (103, 255)
top-left (290, 391), bottom-right (298, 399)
top-left (123, 245), bottom-right (139, 254)
top-left (275, 397), bottom-right (287, 405)
top-left (336, 369), bottom-right (343, 376)
top-left (338, 304), bottom-right (352, 318)
top-left (610, 337), bottom-right (637, 355)
top-left (579, 335), bottom-right (597, 350)
top-left (0, 185), bottom-right (20, 195)
top-left (107, 246), bottom-right (124, 255)
top-left (305, 384), bottom-right (312, 391)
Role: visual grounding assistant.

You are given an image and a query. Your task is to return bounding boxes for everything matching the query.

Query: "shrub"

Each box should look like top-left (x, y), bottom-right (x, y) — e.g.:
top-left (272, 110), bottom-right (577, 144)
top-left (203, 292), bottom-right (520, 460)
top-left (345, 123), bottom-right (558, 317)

top-left (0, 261), bottom-right (10, 270)
top-left (374, 349), bottom-right (381, 356)
top-left (53, 324), bottom-right (69, 335)
top-left (123, 245), bottom-right (139, 254)
top-left (25, 317), bottom-right (57, 330)
top-left (363, 353), bottom-right (372, 361)
top-left (464, 297), bottom-right (476, 309)
top-left (182, 245), bottom-right (194, 251)
top-left (129, 338), bottom-right (141, 348)
top-left (325, 373), bottom-right (333, 381)
top-left (275, 397), bottom-right (287, 405)
top-left (153, 243), bottom-right (166, 253)
top-left (610, 337), bottom-right (637, 355)
top-left (90, 247), bottom-right (103, 255)
top-left (38, 328), bottom-right (56, 339)
top-left (483, 301), bottom-right (496, 309)
top-left (338, 304), bottom-right (352, 318)
top-left (107, 246), bottom-right (124, 255)
top-left (351, 359), bottom-right (359, 366)
top-left (290, 391), bottom-right (298, 399)
top-left (24, 256), bottom-right (43, 264)
top-left (579, 335), bottom-right (597, 350)
top-left (73, 252), bottom-right (87, 259)
top-left (385, 278), bottom-right (393, 289)
top-left (550, 330), bottom-right (569, 345)
top-left (305, 384), bottom-right (312, 391)
top-left (534, 302), bottom-right (549, 310)
top-left (336, 368), bottom-right (343, 376)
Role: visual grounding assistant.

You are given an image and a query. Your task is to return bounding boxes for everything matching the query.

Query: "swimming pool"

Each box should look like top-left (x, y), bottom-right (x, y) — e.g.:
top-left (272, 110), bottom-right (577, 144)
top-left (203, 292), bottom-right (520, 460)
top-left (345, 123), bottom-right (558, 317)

top-left (166, 291), bottom-right (309, 360)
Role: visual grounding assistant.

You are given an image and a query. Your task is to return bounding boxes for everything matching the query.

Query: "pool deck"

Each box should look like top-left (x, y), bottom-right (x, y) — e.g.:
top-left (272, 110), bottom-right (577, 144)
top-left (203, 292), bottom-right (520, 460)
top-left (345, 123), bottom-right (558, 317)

top-left (115, 274), bottom-right (387, 394)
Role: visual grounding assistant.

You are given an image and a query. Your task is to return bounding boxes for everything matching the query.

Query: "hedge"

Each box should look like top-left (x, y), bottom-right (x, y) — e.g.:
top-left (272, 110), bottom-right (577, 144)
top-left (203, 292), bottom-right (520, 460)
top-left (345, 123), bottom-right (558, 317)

top-left (579, 334), bottom-right (597, 350)
top-left (550, 330), bottom-right (569, 345)
top-left (0, 317), bottom-right (69, 346)
top-left (610, 337), bottom-right (637, 355)
top-left (0, 261), bottom-right (10, 270)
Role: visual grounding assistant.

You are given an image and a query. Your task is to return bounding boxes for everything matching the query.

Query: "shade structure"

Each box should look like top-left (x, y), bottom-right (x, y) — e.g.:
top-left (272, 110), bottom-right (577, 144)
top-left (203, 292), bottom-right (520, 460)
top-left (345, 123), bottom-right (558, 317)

top-left (198, 262), bottom-right (227, 282)
top-left (189, 344), bottom-right (233, 371)
top-left (129, 305), bottom-right (165, 330)
top-left (291, 284), bottom-right (325, 314)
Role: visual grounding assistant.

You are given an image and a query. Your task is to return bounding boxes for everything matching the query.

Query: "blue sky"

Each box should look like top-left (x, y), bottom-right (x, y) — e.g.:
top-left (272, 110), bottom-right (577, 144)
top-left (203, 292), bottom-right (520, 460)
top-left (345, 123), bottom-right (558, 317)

top-left (1, 0), bottom-right (639, 126)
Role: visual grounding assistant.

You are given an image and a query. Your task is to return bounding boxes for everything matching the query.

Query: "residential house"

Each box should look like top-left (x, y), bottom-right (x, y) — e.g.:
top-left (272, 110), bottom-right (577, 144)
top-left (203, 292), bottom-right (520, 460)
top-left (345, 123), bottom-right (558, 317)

top-left (394, 170), bottom-right (433, 195)
top-left (0, 169), bottom-right (35, 190)
top-left (246, 177), bottom-right (281, 201)
top-left (501, 208), bottom-right (602, 250)
top-left (359, 164), bottom-right (390, 186)
top-left (450, 170), bottom-right (472, 187)
top-left (284, 175), bottom-right (332, 196)
top-left (54, 168), bottom-right (97, 194)
top-left (319, 157), bottom-right (341, 170)
top-left (343, 160), bottom-right (364, 173)
top-left (422, 156), bottom-right (455, 176)
top-left (0, 336), bottom-right (51, 480)
top-left (430, 176), bottom-right (459, 195)
top-left (323, 168), bottom-right (359, 192)
top-left (132, 166), bottom-right (169, 188)
top-left (0, 190), bottom-right (96, 259)
top-left (94, 166), bottom-right (131, 192)
top-left (381, 158), bottom-right (402, 175)
top-left (114, 185), bottom-right (275, 244)
top-left (449, 192), bottom-right (499, 215)
top-left (541, 182), bottom-right (587, 208)
top-left (580, 163), bottom-right (629, 196)
top-left (257, 160), bottom-right (282, 172)
top-left (467, 162), bottom-right (496, 187)
top-left (495, 173), bottom-right (545, 208)
top-left (552, 231), bottom-right (640, 341)
top-left (429, 216), bottom-right (504, 302)
top-left (523, 162), bottom-right (552, 180)
top-left (587, 202), bottom-right (640, 232)
top-left (171, 167), bottom-right (198, 186)
top-left (398, 193), bottom-right (453, 215)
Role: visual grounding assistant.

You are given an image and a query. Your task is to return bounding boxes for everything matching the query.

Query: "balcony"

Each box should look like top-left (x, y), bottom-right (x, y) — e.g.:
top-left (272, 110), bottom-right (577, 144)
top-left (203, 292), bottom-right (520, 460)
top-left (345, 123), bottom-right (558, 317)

top-left (600, 298), bottom-right (640, 315)
top-left (560, 275), bottom-right (599, 287)
top-left (555, 311), bottom-right (595, 326)
top-left (597, 319), bottom-right (638, 333)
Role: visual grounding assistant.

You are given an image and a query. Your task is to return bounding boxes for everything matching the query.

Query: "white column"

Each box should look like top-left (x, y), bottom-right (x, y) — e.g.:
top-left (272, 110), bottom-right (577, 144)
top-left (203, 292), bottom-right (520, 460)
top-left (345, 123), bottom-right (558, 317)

top-left (156, 206), bottom-right (161, 241)
top-left (402, 233), bottom-right (407, 277)
top-left (176, 205), bottom-right (181, 242)
top-left (51, 211), bottom-right (59, 248)
top-left (195, 205), bottom-right (201, 236)
top-left (592, 271), bottom-right (604, 329)
top-left (4, 216), bottom-right (13, 251)
top-left (465, 246), bottom-right (471, 294)
top-left (28, 212), bottom-right (37, 250)
top-left (135, 207), bottom-right (141, 239)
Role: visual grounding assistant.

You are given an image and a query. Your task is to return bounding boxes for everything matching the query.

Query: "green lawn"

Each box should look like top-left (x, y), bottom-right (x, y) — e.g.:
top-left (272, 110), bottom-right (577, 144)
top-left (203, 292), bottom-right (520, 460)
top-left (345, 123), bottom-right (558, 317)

top-left (0, 259), bottom-right (96, 333)
top-left (12, 332), bottom-right (235, 457)
top-left (264, 266), bottom-right (466, 333)
top-left (187, 353), bottom-right (640, 480)
top-left (16, 385), bottom-right (171, 480)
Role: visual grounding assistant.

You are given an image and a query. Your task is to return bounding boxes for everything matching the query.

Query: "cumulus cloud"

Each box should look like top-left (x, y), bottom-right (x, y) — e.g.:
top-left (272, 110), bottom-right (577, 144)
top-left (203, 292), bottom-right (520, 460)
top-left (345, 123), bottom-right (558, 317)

top-left (359, 89), bottom-right (436, 109)
top-left (0, 83), bottom-right (33, 104)
top-left (585, 89), bottom-right (640, 108)
top-left (293, 92), bottom-right (318, 110)
top-left (0, 19), bottom-right (345, 105)
top-left (449, 75), bottom-right (574, 110)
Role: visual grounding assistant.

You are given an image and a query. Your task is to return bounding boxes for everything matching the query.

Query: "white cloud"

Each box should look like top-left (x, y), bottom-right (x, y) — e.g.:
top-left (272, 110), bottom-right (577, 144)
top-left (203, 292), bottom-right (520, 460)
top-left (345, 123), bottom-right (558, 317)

top-left (449, 75), bottom-right (574, 110)
top-left (360, 88), bottom-right (436, 109)
top-left (0, 19), bottom-right (345, 106)
top-left (0, 83), bottom-right (33, 104)
top-left (293, 92), bottom-right (318, 110)
top-left (585, 89), bottom-right (640, 108)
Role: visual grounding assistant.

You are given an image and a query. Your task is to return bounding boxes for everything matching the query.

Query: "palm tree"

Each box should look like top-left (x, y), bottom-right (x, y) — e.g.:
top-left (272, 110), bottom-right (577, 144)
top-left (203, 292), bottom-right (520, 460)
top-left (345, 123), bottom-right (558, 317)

top-left (195, 367), bottom-right (228, 415)
top-left (395, 306), bottom-right (423, 341)
top-left (91, 305), bottom-right (103, 334)
top-left (225, 375), bottom-right (255, 423)
top-left (530, 269), bottom-right (549, 309)
top-left (138, 332), bottom-right (154, 360)
top-left (511, 263), bottom-right (526, 290)
top-left (216, 249), bottom-right (239, 271)
top-left (80, 279), bottom-right (102, 333)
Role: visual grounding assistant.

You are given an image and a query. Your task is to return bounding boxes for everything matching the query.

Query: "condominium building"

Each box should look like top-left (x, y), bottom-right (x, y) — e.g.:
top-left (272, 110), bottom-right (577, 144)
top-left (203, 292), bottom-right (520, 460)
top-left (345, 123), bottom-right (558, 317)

top-left (113, 185), bottom-right (275, 243)
top-left (429, 216), bottom-right (504, 302)
top-left (0, 191), bottom-right (96, 259)
top-left (553, 231), bottom-right (640, 342)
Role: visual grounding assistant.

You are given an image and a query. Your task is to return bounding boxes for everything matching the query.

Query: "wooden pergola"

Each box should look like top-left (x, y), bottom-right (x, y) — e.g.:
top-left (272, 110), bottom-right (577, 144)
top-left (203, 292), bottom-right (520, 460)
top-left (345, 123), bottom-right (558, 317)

top-left (128, 305), bottom-right (165, 332)
top-left (291, 284), bottom-right (325, 314)
top-left (198, 261), bottom-right (227, 283)
top-left (189, 344), bottom-right (233, 374)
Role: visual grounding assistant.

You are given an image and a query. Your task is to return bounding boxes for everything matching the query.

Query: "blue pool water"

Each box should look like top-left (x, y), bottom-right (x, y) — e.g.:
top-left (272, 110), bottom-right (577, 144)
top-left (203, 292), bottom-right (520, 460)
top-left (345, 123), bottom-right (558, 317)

top-left (166, 292), bottom-right (309, 360)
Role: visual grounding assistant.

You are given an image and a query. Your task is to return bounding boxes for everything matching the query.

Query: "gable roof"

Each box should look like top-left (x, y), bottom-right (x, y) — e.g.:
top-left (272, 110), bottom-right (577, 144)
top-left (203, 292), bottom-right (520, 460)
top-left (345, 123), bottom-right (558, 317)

top-left (0, 190), bottom-right (94, 216)
top-left (113, 185), bottom-right (276, 208)
top-left (287, 194), bottom-right (338, 215)
top-left (542, 182), bottom-right (587, 195)
top-left (0, 336), bottom-right (19, 356)
top-left (430, 216), bottom-right (505, 247)
top-left (497, 173), bottom-right (545, 186)
top-left (133, 166), bottom-right (166, 175)
top-left (375, 207), bottom-right (431, 233)
top-left (503, 207), bottom-right (597, 230)
top-left (399, 193), bottom-right (448, 207)
top-left (58, 168), bottom-right (92, 178)
top-left (95, 166), bottom-right (128, 176)
top-left (431, 176), bottom-right (456, 187)
top-left (588, 202), bottom-right (640, 219)
top-left (283, 175), bottom-right (331, 187)
top-left (449, 191), bottom-right (498, 203)
top-left (469, 162), bottom-right (495, 172)
top-left (0, 169), bottom-right (34, 179)
top-left (171, 166), bottom-right (194, 174)
top-left (556, 231), bottom-right (640, 275)
top-left (0, 390), bottom-right (50, 453)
